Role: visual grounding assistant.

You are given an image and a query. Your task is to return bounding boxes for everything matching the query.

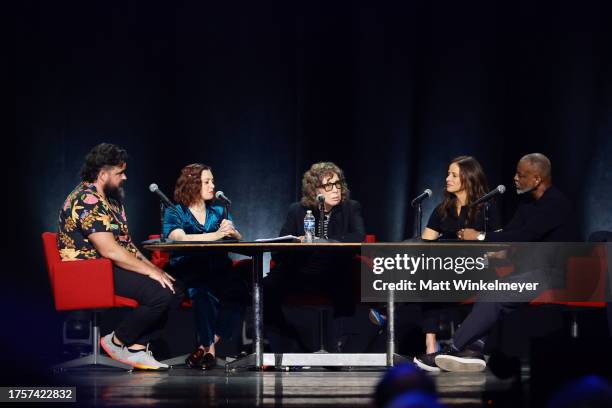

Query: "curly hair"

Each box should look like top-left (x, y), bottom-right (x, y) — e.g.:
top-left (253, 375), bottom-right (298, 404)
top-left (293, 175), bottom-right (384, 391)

top-left (300, 162), bottom-right (350, 208)
top-left (173, 163), bottom-right (212, 207)
top-left (80, 143), bottom-right (129, 182)
top-left (437, 156), bottom-right (490, 225)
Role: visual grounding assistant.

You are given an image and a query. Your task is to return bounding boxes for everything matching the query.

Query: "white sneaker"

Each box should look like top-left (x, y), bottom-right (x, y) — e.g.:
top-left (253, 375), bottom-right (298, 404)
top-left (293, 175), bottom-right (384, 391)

top-left (434, 350), bottom-right (486, 372)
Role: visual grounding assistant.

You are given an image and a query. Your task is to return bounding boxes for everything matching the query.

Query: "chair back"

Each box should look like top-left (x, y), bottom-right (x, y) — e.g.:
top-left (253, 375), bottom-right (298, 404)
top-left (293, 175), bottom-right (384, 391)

top-left (148, 234), bottom-right (171, 268)
top-left (41, 231), bottom-right (118, 311)
top-left (42, 232), bottom-right (61, 289)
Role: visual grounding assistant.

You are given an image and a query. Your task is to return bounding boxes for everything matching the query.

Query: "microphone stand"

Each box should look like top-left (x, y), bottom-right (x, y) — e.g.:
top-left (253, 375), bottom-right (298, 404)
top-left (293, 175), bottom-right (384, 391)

top-left (222, 201), bottom-right (229, 221)
top-left (483, 202), bottom-right (489, 233)
top-left (159, 202), bottom-right (166, 243)
top-left (317, 201), bottom-right (326, 240)
top-left (413, 201), bottom-right (423, 239)
top-left (219, 201), bottom-right (233, 240)
top-left (151, 186), bottom-right (179, 243)
top-left (313, 200), bottom-right (335, 242)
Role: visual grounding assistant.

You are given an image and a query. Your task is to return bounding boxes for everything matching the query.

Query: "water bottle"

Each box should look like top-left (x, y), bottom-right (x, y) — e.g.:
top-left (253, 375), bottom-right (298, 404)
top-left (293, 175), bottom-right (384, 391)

top-left (304, 210), bottom-right (316, 243)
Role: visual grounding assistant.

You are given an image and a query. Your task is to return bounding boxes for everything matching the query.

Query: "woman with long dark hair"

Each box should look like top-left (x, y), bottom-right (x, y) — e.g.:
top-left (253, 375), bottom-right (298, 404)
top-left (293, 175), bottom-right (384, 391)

top-left (421, 155), bottom-right (498, 241)
top-left (370, 156), bottom-right (501, 371)
top-left (415, 156), bottom-right (501, 371)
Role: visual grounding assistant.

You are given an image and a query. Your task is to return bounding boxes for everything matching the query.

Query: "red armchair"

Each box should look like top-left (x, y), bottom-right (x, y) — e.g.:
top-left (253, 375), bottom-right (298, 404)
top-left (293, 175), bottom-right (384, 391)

top-left (42, 232), bottom-right (134, 370)
top-left (530, 247), bottom-right (608, 338)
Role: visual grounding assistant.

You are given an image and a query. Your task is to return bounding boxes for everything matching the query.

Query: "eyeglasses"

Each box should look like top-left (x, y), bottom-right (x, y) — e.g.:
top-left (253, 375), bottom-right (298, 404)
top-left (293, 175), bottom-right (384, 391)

top-left (319, 181), bottom-right (343, 192)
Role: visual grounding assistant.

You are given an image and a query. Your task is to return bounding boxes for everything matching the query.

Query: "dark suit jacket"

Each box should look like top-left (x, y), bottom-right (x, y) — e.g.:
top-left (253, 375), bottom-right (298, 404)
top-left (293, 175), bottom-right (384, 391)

top-left (272, 200), bottom-right (366, 275)
top-left (279, 199), bottom-right (366, 243)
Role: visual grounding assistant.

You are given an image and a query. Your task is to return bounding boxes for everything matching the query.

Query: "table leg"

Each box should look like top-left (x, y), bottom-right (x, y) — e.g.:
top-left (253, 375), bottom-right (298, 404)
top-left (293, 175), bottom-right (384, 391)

top-left (252, 252), bottom-right (263, 369)
top-left (386, 289), bottom-right (395, 366)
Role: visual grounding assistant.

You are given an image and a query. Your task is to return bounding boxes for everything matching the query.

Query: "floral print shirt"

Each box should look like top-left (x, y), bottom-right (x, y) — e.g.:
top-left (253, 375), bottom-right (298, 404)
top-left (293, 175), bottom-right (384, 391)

top-left (57, 182), bottom-right (138, 261)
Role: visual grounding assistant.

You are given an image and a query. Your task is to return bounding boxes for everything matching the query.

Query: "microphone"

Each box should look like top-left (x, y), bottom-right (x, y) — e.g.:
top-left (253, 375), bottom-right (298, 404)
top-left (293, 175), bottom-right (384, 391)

top-left (149, 183), bottom-right (175, 208)
top-left (215, 191), bottom-right (232, 205)
top-left (411, 189), bottom-right (432, 207)
top-left (316, 194), bottom-right (325, 204)
top-left (469, 185), bottom-right (506, 207)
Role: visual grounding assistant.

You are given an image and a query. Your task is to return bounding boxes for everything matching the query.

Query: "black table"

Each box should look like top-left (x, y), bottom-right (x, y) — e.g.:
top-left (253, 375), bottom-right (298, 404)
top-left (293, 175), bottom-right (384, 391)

top-left (143, 240), bottom-right (504, 371)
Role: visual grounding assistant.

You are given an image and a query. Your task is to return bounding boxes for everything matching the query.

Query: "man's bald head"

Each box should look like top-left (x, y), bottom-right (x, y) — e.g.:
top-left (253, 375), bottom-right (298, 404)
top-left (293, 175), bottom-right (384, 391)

top-left (519, 153), bottom-right (551, 182)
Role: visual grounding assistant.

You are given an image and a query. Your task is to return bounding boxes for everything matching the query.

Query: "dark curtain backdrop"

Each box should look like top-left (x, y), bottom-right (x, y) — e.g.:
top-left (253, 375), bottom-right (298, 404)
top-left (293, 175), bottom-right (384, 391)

top-left (11, 0), bottom-right (612, 374)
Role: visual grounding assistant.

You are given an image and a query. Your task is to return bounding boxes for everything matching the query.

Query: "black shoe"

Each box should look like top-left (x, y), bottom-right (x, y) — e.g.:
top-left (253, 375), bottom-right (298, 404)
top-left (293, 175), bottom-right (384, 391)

top-left (185, 348), bottom-right (217, 370)
top-left (413, 352), bottom-right (441, 372)
top-left (434, 347), bottom-right (486, 372)
top-left (185, 347), bottom-right (206, 369)
top-left (201, 352), bottom-right (217, 370)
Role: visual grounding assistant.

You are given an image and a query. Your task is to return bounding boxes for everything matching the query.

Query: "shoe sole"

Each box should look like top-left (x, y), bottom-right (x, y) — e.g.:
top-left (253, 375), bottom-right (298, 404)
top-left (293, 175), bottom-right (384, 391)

top-left (186, 357), bottom-right (203, 369)
top-left (413, 357), bottom-right (441, 372)
top-left (99, 338), bottom-right (168, 371)
top-left (434, 355), bottom-right (486, 372)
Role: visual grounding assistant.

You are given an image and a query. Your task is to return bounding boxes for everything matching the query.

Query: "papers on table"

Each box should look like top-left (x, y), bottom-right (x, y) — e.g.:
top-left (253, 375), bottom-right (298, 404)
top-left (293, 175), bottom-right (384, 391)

top-left (254, 235), bottom-right (301, 243)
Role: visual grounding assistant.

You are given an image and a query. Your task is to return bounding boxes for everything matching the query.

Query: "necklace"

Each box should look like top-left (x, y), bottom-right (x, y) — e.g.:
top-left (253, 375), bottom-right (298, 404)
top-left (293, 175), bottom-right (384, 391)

top-left (189, 202), bottom-right (207, 225)
top-left (189, 201), bottom-right (206, 213)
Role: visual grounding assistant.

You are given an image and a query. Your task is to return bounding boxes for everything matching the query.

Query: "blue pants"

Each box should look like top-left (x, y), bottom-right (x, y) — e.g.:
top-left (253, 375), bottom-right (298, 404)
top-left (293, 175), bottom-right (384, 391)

top-left (188, 287), bottom-right (242, 346)
top-left (169, 255), bottom-right (248, 347)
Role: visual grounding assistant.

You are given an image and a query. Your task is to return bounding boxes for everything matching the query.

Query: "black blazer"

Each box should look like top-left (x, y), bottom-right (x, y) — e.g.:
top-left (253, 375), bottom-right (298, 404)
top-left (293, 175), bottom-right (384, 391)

top-left (279, 199), bottom-right (366, 243)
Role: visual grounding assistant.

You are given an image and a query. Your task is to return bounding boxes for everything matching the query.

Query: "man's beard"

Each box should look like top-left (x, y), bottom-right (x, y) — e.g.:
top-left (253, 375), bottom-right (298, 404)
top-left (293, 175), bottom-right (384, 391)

top-left (515, 185), bottom-right (533, 195)
top-left (104, 182), bottom-right (126, 204)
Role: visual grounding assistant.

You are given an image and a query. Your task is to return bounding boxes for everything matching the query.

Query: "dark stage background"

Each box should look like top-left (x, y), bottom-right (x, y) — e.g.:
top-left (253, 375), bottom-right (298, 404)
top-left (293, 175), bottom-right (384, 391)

top-left (11, 0), bottom-right (612, 378)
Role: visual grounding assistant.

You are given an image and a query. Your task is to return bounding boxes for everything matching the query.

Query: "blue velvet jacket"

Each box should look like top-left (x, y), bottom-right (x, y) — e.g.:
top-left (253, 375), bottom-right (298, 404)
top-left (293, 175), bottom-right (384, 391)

top-left (162, 201), bottom-right (235, 267)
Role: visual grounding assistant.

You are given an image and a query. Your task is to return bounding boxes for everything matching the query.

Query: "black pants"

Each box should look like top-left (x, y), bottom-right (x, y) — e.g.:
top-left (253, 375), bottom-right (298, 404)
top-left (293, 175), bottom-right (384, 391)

top-left (420, 303), bottom-right (468, 335)
top-left (113, 266), bottom-right (185, 346)
top-left (452, 268), bottom-right (551, 350)
top-left (264, 253), bottom-right (355, 322)
top-left (452, 301), bottom-right (524, 350)
top-left (263, 253), bottom-right (356, 351)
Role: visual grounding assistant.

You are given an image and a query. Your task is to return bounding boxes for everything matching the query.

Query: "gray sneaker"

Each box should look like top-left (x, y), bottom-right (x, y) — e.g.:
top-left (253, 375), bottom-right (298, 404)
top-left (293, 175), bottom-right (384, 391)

top-left (100, 332), bottom-right (168, 370)
top-left (100, 332), bottom-right (124, 361)
top-left (123, 345), bottom-right (169, 370)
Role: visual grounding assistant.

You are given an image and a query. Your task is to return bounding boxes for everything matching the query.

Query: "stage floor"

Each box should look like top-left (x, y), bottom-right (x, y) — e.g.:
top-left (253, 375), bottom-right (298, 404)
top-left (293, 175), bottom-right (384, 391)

top-left (52, 366), bottom-right (526, 407)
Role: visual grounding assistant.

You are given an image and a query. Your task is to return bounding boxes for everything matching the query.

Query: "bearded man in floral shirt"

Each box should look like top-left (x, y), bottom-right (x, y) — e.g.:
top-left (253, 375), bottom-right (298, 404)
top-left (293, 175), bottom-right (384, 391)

top-left (58, 143), bottom-right (183, 370)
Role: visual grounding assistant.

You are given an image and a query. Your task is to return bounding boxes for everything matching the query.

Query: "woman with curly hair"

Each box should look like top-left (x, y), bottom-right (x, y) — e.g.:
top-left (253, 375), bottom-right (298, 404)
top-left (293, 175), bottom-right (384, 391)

top-left (264, 162), bottom-right (366, 353)
top-left (163, 163), bottom-right (246, 370)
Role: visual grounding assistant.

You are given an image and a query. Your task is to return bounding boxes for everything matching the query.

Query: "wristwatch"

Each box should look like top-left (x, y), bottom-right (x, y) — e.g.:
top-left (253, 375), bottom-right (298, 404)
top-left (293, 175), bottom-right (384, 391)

top-left (477, 232), bottom-right (486, 241)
